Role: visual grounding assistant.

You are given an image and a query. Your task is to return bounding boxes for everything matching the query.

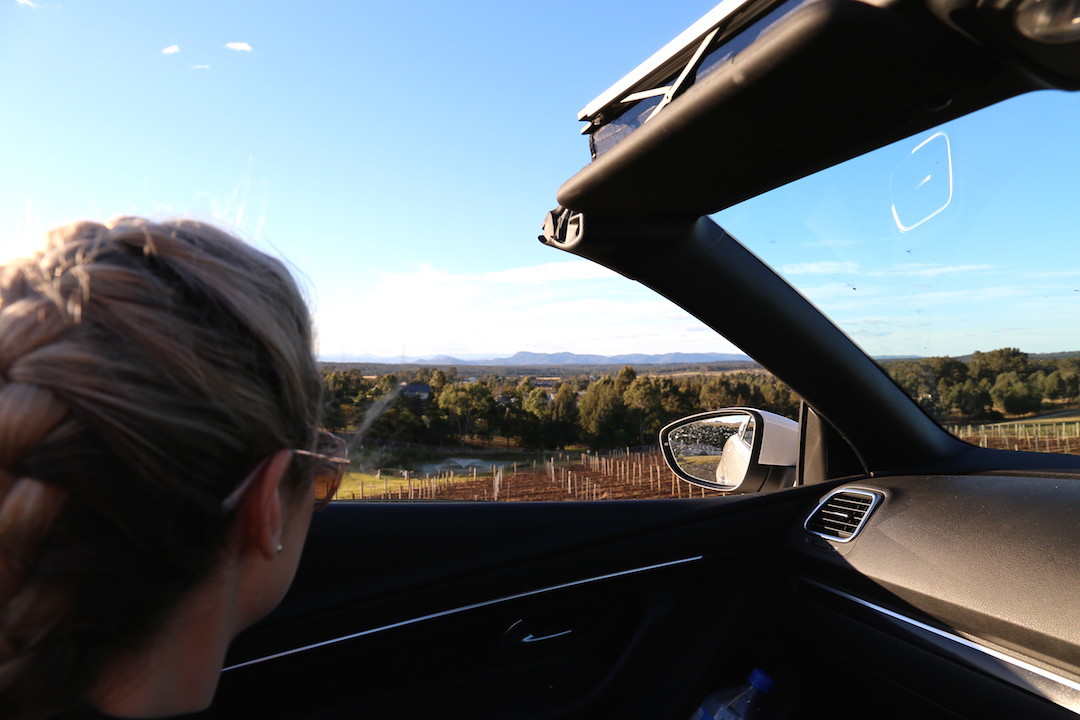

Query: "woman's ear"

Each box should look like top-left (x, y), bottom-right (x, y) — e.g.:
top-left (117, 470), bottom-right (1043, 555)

top-left (238, 450), bottom-right (294, 561)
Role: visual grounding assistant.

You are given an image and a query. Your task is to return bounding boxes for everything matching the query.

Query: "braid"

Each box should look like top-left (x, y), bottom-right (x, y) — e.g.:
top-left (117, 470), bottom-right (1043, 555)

top-left (0, 218), bottom-right (322, 719)
top-left (0, 383), bottom-right (75, 716)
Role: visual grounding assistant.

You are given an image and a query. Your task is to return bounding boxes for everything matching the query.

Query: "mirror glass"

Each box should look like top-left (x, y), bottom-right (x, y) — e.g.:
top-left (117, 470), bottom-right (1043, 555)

top-left (666, 412), bottom-right (755, 489)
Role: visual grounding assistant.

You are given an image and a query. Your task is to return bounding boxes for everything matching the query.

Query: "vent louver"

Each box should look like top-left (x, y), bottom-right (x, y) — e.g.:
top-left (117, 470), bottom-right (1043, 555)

top-left (804, 489), bottom-right (882, 542)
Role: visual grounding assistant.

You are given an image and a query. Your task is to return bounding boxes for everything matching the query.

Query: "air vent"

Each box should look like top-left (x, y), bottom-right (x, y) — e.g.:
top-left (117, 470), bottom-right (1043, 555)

top-left (804, 489), bottom-right (882, 543)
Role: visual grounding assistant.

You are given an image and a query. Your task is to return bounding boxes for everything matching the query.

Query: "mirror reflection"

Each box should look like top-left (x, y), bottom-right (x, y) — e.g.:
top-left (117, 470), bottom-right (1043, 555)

top-left (667, 413), bottom-right (755, 488)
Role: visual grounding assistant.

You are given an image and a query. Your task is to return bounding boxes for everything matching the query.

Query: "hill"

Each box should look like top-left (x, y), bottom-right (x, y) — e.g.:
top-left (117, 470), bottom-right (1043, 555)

top-left (321, 350), bottom-right (753, 366)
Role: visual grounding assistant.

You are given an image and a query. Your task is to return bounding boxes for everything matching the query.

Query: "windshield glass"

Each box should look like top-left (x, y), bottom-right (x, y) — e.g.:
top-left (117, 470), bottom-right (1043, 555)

top-left (714, 89), bottom-right (1080, 448)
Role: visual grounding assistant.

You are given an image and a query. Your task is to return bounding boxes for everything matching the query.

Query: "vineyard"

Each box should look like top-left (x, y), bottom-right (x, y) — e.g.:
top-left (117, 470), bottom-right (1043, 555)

top-left (329, 417), bottom-right (1080, 504)
top-left (952, 420), bottom-right (1080, 455)
top-left (336, 448), bottom-right (725, 502)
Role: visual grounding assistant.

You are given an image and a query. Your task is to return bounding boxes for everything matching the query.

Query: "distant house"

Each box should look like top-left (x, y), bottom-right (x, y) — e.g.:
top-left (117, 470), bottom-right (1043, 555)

top-left (400, 382), bottom-right (432, 401)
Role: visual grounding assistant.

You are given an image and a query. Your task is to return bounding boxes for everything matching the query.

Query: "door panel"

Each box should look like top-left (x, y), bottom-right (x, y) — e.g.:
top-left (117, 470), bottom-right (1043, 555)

top-left (217, 490), bottom-right (818, 719)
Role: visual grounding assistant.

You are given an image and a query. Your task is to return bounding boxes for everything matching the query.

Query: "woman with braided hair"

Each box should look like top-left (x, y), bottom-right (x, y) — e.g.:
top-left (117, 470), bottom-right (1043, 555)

top-left (0, 218), bottom-right (347, 719)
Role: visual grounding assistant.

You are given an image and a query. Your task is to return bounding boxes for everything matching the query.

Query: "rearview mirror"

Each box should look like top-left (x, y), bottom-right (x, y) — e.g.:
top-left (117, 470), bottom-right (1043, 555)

top-left (659, 408), bottom-right (799, 493)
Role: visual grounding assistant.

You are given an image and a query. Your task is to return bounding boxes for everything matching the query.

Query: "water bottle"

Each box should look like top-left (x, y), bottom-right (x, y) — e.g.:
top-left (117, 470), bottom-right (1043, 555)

top-left (687, 668), bottom-right (775, 720)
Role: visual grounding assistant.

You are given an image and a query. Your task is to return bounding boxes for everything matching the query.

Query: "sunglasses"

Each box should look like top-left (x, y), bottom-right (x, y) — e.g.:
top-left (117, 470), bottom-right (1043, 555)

top-left (294, 432), bottom-right (350, 511)
top-left (222, 431), bottom-right (350, 513)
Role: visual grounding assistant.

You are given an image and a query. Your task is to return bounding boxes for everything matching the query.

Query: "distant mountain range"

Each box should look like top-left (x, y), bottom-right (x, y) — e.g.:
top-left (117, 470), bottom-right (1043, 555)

top-left (321, 351), bottom-right (754, 366)
top-left (321, 349), bottom-right (1080, 367)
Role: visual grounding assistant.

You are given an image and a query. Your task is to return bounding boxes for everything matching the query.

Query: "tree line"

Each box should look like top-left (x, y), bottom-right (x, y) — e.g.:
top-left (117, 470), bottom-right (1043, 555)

top-left (322, 348), bottom-right (1075, 452)
top-left (321, 365), bottom-right (800, 451)
top-left (882, 347), bottom-right (1080, 421)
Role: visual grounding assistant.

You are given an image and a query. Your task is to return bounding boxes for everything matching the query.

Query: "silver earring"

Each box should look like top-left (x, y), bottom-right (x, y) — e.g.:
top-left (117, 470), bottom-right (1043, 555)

top-left (276, 544), bottom-right (284, 554)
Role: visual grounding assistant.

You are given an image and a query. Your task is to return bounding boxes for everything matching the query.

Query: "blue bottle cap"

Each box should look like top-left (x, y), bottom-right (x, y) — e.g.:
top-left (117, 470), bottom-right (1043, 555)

top-left (748, 668), bottom-right (775, 693)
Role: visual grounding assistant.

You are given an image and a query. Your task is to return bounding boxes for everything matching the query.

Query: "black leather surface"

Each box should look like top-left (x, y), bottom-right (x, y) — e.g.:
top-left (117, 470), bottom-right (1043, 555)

top-left (793, 474), bottom-right (1080, 678)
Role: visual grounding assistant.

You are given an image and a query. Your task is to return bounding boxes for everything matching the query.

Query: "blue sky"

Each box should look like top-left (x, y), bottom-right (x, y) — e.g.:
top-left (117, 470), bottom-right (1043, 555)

top-left (3, 0), bottom-right (1080, 361)
top-left (1, 0), bottom-right (733, 360)
top-left (713, 88), bottom-right (1080, 358)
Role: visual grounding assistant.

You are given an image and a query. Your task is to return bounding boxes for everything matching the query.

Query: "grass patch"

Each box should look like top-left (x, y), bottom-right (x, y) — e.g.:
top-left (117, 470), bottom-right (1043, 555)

top-left (336, 471), bottom-right (411, 499)
top-left (335, 468), bottom-right (500, 499)
top-left (676, 455), bottom-right (722, 476)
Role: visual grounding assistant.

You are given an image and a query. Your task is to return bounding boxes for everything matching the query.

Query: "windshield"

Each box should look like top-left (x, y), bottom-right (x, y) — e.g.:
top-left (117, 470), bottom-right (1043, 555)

top-left (714, 89), bottom-right (1080, 446)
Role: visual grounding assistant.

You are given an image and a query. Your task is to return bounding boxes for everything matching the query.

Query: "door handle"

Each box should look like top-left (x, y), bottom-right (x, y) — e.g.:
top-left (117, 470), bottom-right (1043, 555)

top-left (520, 629), bottom-right (574, 643)
top-left (504, 618), bottom-right (575, 646)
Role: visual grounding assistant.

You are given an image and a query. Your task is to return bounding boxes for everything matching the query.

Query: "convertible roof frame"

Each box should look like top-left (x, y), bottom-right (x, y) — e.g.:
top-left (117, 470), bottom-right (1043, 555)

top-left (577, 0), bottom-right (768, 127)
top-left (559, 0), bottom-right (1045, 217)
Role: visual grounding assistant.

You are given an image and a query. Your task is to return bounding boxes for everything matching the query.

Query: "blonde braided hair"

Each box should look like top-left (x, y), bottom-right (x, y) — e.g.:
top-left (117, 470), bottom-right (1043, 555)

top-left (0, 218), bottom-right (322, 719)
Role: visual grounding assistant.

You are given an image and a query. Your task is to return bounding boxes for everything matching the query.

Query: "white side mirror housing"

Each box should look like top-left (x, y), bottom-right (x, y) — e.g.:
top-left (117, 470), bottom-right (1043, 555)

top-left (659, 408), bottom-right (799, 493)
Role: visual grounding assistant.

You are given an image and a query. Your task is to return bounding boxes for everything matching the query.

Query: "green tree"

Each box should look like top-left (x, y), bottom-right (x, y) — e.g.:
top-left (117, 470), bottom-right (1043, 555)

top-left (699, 377), bottom-right (735, 409)
top-left (503, 386), bottom-right (551, 448)
top-left (614, 366), bottom-right (637, 395)
top-left (1042, 370), bottom-right (1066, 400)
top-left (323, 399), bottom-right (347, 433)
top-left (578, 376), bottom-right (631, 449)
top-left (322, 370), bottom-right (359, 432)
top-left (551, 382), bottom-right (579, 449)
top-left (437, 382), bottom-right (493, 442)
top-left (523, 386), bottom-right (552, 421)
top-left (624, 375), bottom-right (662, 445)
top-left (754, 376), bottom-right (800, 418)
top-left (1053, 358), bottom-right (1080, 399)
top-left (376, 373), bottom-right (399, 394)
top-left (926, 356), bottom-right (969, 385)
top-left (940, 378), bottom-right (992, 418)
top-left (369, 403), bottom-right (424, 442)
top-left (429, 369), bottom-right (449, 399)
top-left (654, 377), bottom-right (691, 416)
top-left (990, 372), bottom-right (1041, 415)
top-left (886, 360), bottom-right (943, 419)
top-left (970, 348), bottom-right (1029, 382)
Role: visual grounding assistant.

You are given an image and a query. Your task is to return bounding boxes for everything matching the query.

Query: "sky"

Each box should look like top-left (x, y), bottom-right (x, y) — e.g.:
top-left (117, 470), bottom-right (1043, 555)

top-left (712, 88), bottom-right (1080, 359)
top-left (2, 0), bottom-right (1079, 361)
top-left (0, 0), bottom-right (735, 361)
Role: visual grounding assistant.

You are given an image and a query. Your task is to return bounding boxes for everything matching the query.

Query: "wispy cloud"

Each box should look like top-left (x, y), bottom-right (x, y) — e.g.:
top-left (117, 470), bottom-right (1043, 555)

top-left (800, 282), bottom-right (883, 300)
top-left (15, 0), bottom-right (40, 8)
top-left (781, 260), bottom-right (994, 279)
top-left (802, 238), bottom-right (859, 249)
top-left (161, 45), bottom-right (181, 55)
top-left (909, 286), bottom-right (1027, 304)
top-left (224, 42), bottom-right (253, 52)
top-left (1025, 270), bottom-right (1080, 278)
top-left (481, 261), bottom-right (618, 286)
top-left (782, 261), bottom-right (861, 275)
top-left (877, 263), bottom-right (994, 278)
top-left (190, 64), bottom-right (211, 70)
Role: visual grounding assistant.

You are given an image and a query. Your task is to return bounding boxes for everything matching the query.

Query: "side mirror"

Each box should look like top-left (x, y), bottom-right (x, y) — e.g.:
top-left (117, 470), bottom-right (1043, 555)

top-left (659, 408), bottom-right (799, 493)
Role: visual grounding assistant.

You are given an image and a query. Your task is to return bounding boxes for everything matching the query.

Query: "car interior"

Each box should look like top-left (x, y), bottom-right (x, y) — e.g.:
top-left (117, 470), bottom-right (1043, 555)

top-left (214, 0), bottom-right (1080, 717)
